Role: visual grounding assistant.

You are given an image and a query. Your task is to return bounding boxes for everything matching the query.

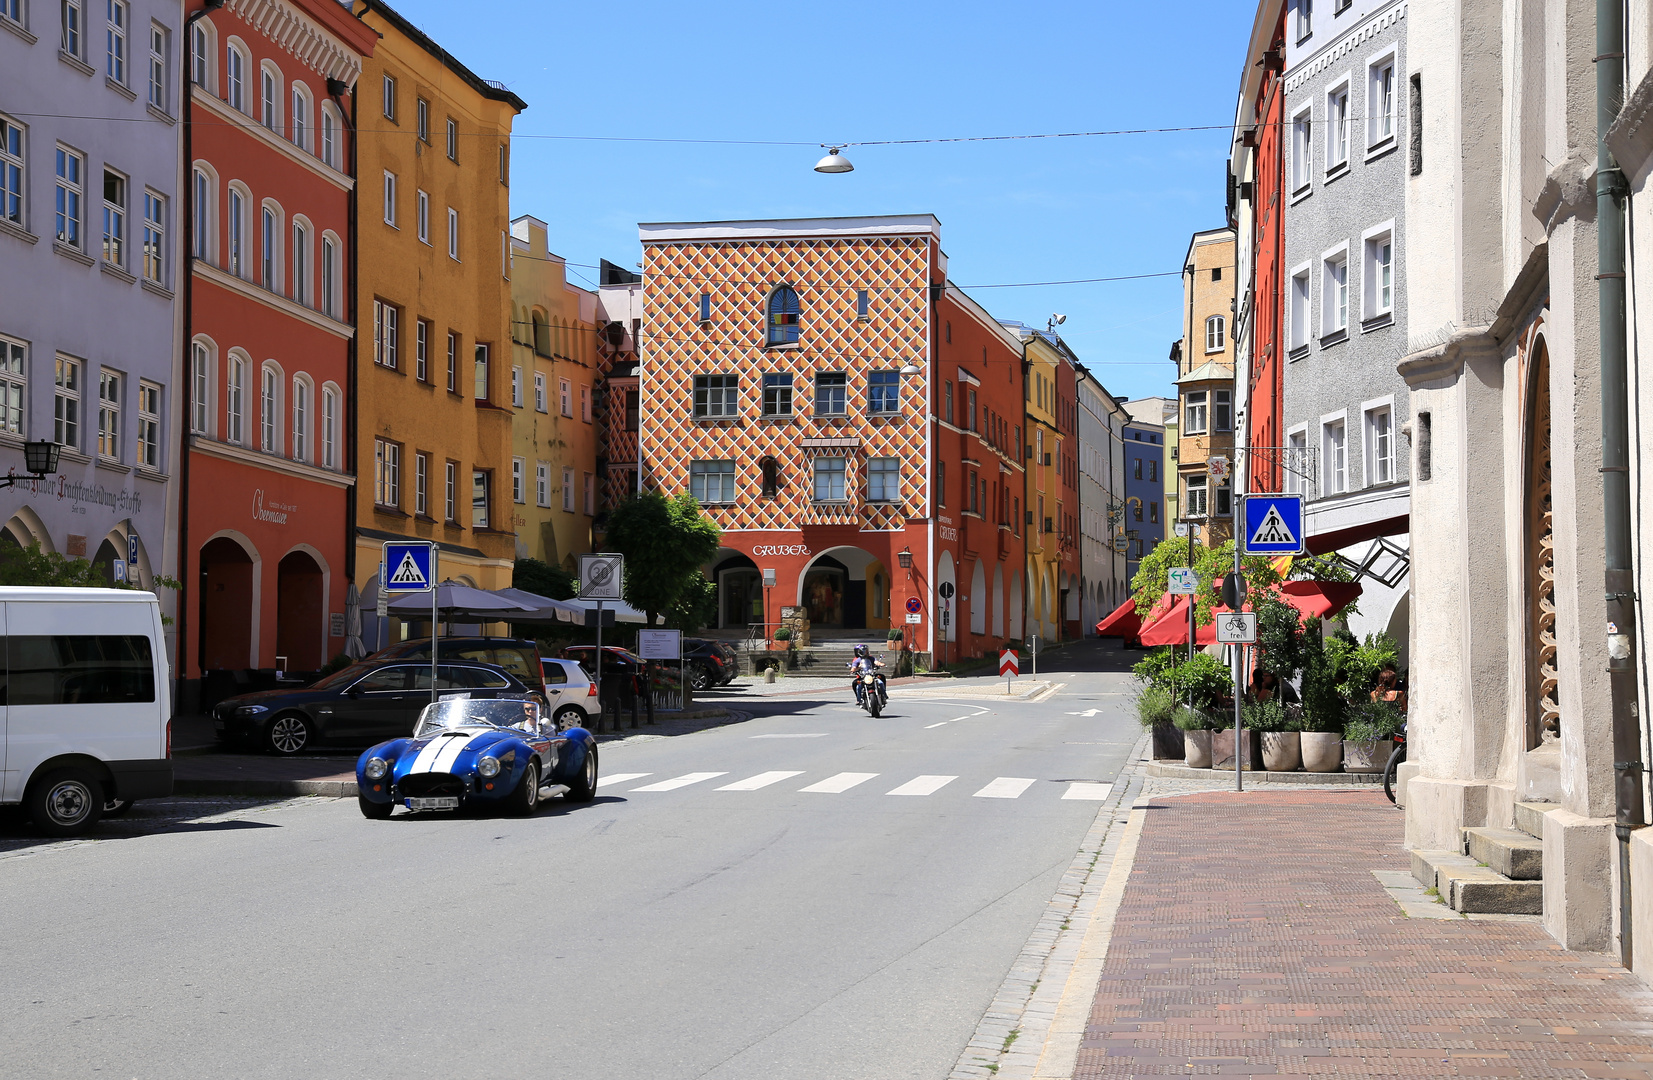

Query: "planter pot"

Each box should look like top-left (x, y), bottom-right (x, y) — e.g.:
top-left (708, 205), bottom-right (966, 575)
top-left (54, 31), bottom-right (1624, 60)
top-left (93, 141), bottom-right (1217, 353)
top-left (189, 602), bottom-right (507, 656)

top-left (1343, 739), bottom-right (1394, 773)
top-left (1212, 729), bottom-right (1264, 771)
top-left (1301, 732), bottom-right (1344, 772)
top-left (1151, 721), bottom-right (1183, 760)
top-left (1183, 729), bottom-right (1213, 769)
top-left (1260, 731), bottom-right (1302, 772)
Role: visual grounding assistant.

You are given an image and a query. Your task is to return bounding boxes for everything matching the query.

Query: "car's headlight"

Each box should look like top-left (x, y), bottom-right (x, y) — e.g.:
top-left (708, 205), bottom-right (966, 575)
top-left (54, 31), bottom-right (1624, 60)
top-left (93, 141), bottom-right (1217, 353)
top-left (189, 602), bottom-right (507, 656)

top-left (364, 757), bottom-right (388, 780)
top-left (477, 756), bottom-right (501, 778)
top-left (235, 705), bottom-right (269, 717)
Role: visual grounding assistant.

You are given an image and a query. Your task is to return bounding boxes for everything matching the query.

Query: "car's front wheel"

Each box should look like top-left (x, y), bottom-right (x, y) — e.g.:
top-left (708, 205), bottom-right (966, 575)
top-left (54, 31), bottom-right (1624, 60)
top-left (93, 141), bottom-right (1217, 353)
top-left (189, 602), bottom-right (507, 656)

top-left (689, 664), bottom-right (713, 691)
top-left (359, 796), bottom-right (393, 819)
top-left (26, 768), bottom-right (104, 837)
top-left (266, 713), bottom-right (313, 755)
top-left (565, 747), bottom-right (598, 802)
top-left (506, 760), bottom-right (540, 816)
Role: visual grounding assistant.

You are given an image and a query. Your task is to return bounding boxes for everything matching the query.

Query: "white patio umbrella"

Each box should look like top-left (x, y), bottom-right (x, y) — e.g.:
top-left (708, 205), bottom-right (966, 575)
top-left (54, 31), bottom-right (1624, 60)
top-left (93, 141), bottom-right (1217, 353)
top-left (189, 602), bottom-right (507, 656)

top-left (384, 580), bottom-right (541, 620)
top-left (343, 582), bottom-right (367, 658)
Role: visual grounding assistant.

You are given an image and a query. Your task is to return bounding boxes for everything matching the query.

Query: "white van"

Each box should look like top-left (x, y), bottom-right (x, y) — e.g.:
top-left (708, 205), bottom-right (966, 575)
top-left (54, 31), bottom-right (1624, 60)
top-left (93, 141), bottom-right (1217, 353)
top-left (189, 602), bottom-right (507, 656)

top-left (1, 587), bottom-right (173, 835)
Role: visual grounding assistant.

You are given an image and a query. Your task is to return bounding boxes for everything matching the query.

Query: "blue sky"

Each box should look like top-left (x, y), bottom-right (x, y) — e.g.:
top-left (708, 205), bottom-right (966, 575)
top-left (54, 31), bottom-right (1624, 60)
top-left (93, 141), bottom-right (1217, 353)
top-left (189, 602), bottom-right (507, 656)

top-left (388, 0), bottom-right (1254, 403)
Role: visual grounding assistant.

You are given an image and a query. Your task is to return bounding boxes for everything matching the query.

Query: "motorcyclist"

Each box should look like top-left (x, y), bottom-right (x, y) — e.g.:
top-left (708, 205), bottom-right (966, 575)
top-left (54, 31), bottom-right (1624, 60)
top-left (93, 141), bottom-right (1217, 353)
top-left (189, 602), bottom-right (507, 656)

top-left (848, 644), bottom-right (886, 705)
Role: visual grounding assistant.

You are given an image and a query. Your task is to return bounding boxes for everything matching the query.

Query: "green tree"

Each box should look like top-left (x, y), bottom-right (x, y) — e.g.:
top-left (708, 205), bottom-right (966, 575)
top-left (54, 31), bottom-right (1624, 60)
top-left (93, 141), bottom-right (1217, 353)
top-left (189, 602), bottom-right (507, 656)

top-left (1129, 538), bottom-right (1280, 626)
top-left (602, 491), bottom-right (722, 627)
top-left (511, 558), bottom-right (575, 600)
top-left (667, 572), bottom-right (717, 634)
top-left (0, 543), bottom-right (181, 621)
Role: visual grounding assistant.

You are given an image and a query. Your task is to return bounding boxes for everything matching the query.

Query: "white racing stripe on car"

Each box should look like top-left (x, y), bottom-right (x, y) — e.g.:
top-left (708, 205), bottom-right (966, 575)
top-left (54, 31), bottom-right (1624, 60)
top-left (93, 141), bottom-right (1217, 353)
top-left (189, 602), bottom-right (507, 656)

top-left (406, 735), bottom-right (461, 775)
top-left (431, 733), bottom-right (480, 774)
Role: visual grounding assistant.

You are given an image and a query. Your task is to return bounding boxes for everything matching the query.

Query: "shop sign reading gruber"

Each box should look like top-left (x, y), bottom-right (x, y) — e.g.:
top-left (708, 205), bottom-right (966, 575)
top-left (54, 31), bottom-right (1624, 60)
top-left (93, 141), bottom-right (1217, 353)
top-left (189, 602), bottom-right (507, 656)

top-left (751, 544), bottom-right (812, 558)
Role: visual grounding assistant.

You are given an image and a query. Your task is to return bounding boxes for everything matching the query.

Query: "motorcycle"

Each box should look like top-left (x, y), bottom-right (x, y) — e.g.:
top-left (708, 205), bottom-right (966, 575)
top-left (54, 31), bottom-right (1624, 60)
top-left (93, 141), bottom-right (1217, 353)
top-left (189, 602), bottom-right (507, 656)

top-left (857, 669), bottom-right (887, 717)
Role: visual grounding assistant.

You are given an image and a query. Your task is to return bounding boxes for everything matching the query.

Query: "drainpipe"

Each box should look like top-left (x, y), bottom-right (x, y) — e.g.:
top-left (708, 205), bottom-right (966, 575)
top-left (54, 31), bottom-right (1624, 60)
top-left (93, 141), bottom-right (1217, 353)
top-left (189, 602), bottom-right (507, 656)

top-left (1597, 0), bottom-right (1644, 971)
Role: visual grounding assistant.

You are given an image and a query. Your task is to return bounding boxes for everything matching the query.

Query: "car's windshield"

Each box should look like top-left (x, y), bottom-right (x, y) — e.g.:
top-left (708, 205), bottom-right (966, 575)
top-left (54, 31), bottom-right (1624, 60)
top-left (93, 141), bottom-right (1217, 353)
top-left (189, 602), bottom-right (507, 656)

top-left (414, 697), bottom-right (542, 738)
top-left (311, 663), bottom-right (375, 690)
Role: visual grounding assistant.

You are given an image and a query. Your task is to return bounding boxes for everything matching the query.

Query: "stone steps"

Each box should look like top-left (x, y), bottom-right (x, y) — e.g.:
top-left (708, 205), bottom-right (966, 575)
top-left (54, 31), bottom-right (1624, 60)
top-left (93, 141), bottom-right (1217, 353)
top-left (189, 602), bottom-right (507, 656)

top-left (1411, 802), bottom-right (1561, 915)
top-left (1463, 826), bottom-right (1544, 880)
top-left (1515, 799), bottom-right (1560, 838)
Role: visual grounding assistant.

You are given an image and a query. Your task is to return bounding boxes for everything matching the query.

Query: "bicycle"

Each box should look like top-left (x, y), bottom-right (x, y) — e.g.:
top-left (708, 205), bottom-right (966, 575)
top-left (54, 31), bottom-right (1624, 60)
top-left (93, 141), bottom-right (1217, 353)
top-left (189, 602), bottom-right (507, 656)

top-left (1382, 722), bottom-right (1407, 804)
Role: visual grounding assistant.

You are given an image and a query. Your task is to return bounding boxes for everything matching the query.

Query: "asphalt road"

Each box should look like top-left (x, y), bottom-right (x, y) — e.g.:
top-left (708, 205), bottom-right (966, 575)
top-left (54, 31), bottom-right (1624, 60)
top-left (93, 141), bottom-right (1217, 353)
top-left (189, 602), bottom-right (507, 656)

top-left (0, 640), bottom-right (1143, 1080)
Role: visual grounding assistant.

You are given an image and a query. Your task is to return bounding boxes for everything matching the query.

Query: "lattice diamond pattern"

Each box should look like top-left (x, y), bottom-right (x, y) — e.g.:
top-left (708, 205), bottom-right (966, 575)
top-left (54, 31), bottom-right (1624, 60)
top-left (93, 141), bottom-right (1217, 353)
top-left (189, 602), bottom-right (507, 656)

top-left (639, 235), bottom-right (932, 534)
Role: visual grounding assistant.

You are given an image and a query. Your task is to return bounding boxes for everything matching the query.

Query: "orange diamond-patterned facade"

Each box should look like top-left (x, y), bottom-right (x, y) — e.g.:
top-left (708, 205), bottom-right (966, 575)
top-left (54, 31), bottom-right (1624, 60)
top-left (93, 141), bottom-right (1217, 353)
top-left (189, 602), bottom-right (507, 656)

top-left (637, 216), bottom-right (1025, 662)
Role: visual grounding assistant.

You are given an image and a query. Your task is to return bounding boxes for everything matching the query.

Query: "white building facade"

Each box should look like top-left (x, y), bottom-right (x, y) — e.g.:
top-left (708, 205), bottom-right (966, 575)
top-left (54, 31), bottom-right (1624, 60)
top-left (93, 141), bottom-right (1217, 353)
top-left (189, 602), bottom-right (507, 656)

top-left (1076, 364), bottom-right (1129, 628)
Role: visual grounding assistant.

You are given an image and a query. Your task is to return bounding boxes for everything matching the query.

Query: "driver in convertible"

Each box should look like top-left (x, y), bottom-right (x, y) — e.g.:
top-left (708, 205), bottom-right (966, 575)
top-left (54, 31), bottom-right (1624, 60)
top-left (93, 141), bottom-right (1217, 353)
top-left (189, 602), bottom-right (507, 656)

top-left (848, 644), bottom-right (886, 705)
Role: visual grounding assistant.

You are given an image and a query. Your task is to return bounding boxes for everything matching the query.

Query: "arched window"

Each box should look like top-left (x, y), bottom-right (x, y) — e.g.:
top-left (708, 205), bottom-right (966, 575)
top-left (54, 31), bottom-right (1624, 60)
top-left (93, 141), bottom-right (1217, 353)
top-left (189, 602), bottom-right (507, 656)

top-left (320, 102), bottom-right (339, 168)
top-left (532, 312), bottom-right (549, 356)
top-left (191, 163), bottom-right (216, 261)
top-left (190, 19), bottom-right (215, 90)
top-left (765, 285), bottom-right (800, 347)
top-left (321, 384), bottom-right (339, 469)
top-left (290, 375), bottom-right (309, 461)
top-left (290, 83), bottom-right (310, 149)
top-left (759, 455), bottom-right (779, 498)
top-left (260, 201), bottom-right (282, 291)
top-left (291, 217), bottom-right (310, 306)
top-left (190, 338), bottom-right (215, 435)
top-left (226, 185), bottom-right (246, 276)
top-left (225, 41), bottom-right (247, 113)
top-left (259, 62), bottom-right (280, 131)
top-left (225, 352), bottom-right (246, 444)
top-left (320, 232), bottom-right (339, 317)
top-left (260, 362), bottom-right (280, 453)
top-left (1205, 315), bottom-right (1226, 352)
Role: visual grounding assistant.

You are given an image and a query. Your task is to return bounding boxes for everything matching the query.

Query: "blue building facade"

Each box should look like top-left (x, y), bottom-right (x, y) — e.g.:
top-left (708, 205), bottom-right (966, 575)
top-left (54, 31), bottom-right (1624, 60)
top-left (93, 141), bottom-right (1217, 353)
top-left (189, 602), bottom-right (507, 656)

top-left (1122, 421), bottom-right (1166, 584)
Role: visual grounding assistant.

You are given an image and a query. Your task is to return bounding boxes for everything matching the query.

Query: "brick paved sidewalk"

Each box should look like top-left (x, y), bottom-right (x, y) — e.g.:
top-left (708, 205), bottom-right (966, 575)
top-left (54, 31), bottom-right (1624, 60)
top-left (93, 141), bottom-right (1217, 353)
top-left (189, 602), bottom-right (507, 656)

top-left (1078, 790), bottom-right (1653, 1078)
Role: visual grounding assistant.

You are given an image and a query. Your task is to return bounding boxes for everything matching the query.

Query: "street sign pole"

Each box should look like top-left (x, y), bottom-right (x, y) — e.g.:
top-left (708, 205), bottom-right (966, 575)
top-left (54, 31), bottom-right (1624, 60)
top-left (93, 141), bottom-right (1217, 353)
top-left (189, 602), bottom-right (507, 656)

top-left (1234, 525), bottom-right (1243, 792)
top-left (431, 548), bottom-right (439, 704)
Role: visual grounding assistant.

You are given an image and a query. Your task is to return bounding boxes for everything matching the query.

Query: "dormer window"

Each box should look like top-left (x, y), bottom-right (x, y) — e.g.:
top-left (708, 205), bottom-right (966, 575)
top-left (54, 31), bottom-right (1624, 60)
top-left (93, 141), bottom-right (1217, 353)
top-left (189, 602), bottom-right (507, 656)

top-left (766, 285), bottom-right (800, 347)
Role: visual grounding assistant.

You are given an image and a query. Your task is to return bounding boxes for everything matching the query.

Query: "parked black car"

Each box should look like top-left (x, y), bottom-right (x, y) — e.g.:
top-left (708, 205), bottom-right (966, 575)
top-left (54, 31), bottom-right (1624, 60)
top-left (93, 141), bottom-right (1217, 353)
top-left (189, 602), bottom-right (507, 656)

top-left (366, 636), bottom-right (547, 698)
top-left (214, 658), bottom-right (537, 755)
top-left (683, 638), bottom-right (738, 690)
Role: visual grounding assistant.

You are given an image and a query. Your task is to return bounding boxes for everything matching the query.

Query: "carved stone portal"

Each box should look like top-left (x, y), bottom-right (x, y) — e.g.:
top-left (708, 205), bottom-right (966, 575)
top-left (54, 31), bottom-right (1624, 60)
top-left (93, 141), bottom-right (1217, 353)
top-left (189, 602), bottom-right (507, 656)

top-left (1526, 340), bottom-right (1560, 747)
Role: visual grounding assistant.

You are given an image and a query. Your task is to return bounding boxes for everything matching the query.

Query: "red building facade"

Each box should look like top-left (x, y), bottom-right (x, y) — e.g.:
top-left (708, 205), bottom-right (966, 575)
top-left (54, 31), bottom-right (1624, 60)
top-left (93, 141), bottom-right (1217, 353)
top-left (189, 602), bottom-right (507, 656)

top-left (636, 216), bottom-right (1022, 662)
top-left (1242, 6), bottom-right (1288, 493)
top-left (181, 0), bottom-right (376, 693)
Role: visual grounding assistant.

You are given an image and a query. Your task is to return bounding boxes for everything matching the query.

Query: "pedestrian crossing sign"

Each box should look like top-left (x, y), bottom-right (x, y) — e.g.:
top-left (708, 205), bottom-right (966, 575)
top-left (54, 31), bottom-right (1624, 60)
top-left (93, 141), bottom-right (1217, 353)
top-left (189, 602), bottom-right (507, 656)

top-left (383, 541), bottom-right (436, 592)
top-left (1240, 494), bottom-right (1305, 555)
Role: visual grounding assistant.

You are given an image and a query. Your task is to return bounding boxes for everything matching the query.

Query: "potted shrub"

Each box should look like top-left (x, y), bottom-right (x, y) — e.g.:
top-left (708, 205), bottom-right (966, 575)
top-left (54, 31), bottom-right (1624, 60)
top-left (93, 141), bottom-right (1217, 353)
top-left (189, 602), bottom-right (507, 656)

top-left (1135, 682), bottom-right (1182, 760)
top-left (1343, 699), bottom-right (1404, 772)
top-left (1246, 697), bottom-right (1300, 771)
top-left (1175, 706), bottom-right (1217, 768)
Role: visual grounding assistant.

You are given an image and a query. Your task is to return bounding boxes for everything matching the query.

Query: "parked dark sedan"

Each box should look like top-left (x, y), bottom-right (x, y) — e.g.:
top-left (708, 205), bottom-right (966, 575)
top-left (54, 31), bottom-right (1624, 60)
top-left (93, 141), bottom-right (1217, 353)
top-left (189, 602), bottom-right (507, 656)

top-left (214, 659), bottom-right (537, 755)
top-left (366, 636), bottom-right (547, 698)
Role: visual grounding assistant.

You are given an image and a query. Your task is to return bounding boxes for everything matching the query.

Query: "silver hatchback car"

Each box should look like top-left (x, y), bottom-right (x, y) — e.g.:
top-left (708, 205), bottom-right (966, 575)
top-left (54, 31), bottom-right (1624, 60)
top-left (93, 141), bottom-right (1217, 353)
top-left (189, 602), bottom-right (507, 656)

top-left (541, 658), bottom-right (599, 729)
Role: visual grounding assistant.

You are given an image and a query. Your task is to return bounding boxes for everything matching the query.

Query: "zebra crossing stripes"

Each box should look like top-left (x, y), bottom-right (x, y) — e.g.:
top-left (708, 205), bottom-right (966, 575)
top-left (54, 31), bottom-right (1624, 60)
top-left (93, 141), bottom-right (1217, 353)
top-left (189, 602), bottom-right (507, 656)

top-left (798, 772), bottom-right (879, 794)
top-left (887, 775), bottom-right (957, 796)
top-left (628, 772), bottom-right (727, 792)
top-left (972, 777), bottom-right (1036, 799)
top-left (597, 773), bottom-right (652, 789)
top-left (1061, 782), bottom-right (1113, 800)
top-left (597, 770), bottom-right (1112, 801)
top-left (715, 771), bottom-right (805, 791)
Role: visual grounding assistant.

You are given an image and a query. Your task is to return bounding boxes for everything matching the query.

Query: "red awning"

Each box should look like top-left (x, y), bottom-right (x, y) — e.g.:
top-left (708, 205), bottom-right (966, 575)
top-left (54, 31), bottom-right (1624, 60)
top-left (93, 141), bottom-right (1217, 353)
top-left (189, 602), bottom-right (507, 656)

top-left (1278, 580), bottom-right (1363, 619)
top-left (1094, 597), bottom-right (1142, 638)
top-left (1138, 596), bottom-right (1203, 646)
top-left (1134, 580), bottom-right (1363, 648)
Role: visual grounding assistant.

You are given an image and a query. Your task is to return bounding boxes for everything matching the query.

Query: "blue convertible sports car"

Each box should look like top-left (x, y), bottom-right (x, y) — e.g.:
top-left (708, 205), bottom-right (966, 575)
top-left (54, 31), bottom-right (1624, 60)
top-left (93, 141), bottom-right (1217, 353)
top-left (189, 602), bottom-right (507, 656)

top-left (356, 698), bottom-right (598, 819)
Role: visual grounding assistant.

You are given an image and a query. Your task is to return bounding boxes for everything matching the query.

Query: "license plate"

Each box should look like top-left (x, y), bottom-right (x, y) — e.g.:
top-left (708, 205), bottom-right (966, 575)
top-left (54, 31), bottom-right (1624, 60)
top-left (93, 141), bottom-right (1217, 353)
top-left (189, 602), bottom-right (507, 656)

top-left (406, 797), bottom-right (460, 810)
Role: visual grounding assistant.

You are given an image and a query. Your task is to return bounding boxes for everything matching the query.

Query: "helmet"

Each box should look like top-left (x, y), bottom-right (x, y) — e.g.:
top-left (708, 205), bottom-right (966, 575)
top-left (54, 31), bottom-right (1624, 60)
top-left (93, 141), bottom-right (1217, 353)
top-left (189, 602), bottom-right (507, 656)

top-left (853, 644), bottom-right (870, 658)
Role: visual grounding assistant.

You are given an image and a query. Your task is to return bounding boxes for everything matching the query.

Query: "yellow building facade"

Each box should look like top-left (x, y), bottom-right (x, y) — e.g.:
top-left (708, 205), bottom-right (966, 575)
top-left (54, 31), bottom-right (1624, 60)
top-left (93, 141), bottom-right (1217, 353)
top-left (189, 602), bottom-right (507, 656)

top-left (349, 0), bottom-right (525, 639)
top-left (1174, 227), bottom-right (1237, 547)
top-left (508, 216), bottom-right (599, 573)
top-left (1021, 331), bottom-right (1073, 642)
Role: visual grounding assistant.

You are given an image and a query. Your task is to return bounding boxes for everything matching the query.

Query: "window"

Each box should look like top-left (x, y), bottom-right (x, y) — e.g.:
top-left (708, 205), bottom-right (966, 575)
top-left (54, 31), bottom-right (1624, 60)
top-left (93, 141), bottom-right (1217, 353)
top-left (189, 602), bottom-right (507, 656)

top-left (101, 169), bottom-right (125, 265)
top-left (1291, 108), bottom-right (1312, 192)
top-left (373, 299), bottom-right (399, 369)
top-left (968, 388), bottom-right (978, 431)
top-left (137, 381), bottom-right (159, 469)
top-left (812, 456), bottom-right (846, 501)
top-left (106, 0), bottom-right (127, 83)
top-left (766, 285), bottom-right (800, 346)
top-left (761, 372), bottom-right (792, 416)
top-left (1, 117), bottom-right (22, 226)
top-left (416, 189), bottom-right (428, 243)
top-left (1370, 59), bottom-right (1396, 145)
top-left (0, 336), bottom-right (24, 435)
top-left (1149, 502), bottom-right (1159, 524)
top-left (561, 467), bottom-right (573, 512)
top-left (444, 461), bottom-right (456, 520)
top-left (1295, 0), bottom-right (1311, 40)
top-left (226, 187), bottom-right (244, 275)
top-left (473, 344), bottom-right (489, 401)
top-left (291, 221), bottom-right (307, 305)
top-left (290, 85), bottom-right (308, 149)
top-left (62, 0), bottom-right (83, 56)
top-left (259, 364), bottom-right (277, 452)
top-left (226, 43), bottom-right (245, 112)
top-left (1215, 478), bottom-right (1233, 518)
top-left (581, 385), bottom-right (591, 423)
top-left (225, 353), bottom-right (244, 443)
top-left (381, 74), bottom-right (395, 120)
top-left (415, 319), bottom-right (429, 381)
top-left (1322, 251), bottom-right (1348, 335)
top-left (190, 21), bottom-right (208, 87)
top-left (867, 457), bottom-right (899, 503)
top-left (943, 380), bottom-right (953, 424)
top-left (511, 457), bottom-right (525, 503)
top-left (382, 171), bottom-right (396, 226)
top-left (499, 143), bottom-right (509, 185)
top-left (446, 332), bottom-right (458, 392)
top-left (625, 389), bottom-right (639, 431)
top-left (697, 292), bottom-right (711, 323)
top-left (510, 366), bottom-right (522, 407)
top-left (445, 117), bottom-right (457, 160)
top-left (1327, 82), bottom-right (1350, 170)
top-left (416, 98), bottom-right (428, 142)
top-left (1409, 73), bottom-right (1423, 175)
top-left (694, 374), bottom-right (738, 419)
top-left (321, 105), bottom-right (337, 168)
top-left (284, 376), bottom-right (306, 461)
top-left (374, 438), bottom-right (400, 507)
top-left (1290, 268), bottom-right (1310, 350)
top-left (1366, 406), bottom-right (1394, 484)
top-left (1204, 315), bottom-right (1225, 352)
top-left (54, 355), bottom-right (80, 448)
top-left (558, 377), bottom-right (571, 417)
top-left (1184, 390), bottom-right (1207, 434)
top-left (414, 452), bottom-right (429, 515)
top-left (937, 460), bottom-right (946, 506)
top-left (321, 386), bottom-right (336, 468)
top-left (1148, 459), bottom-right (1157, 481)
top-left (1285, 430), bottom-right (1308, 495)
top-left (95, 368), bottom-right (120, 459)
top-left (1185, 475), bottom-right (1207, 516)
top-left (812, 371), bottom-right (846, 416)
top-left (1214, 389), bottom-right (1233, 433)
top-left (1133, 457), bottom-right (1141, 480)
top-left (689, 460), bottom-right (736, 504)
top-left (260, 65), bottom-right (277, 131)
top-left (1323, 419), bottom-right (1347, 494)
top-left (534, 462), bottom-right (549, 507)
top-left (6, 635), bottom-right (155, 705)
top-left (447, 207), bottom-right (458, 259)
top-left (1212, 267), bottom-right (1222, 282)
top-left (759, 455), bottom-right (779, 497)
top-left (1365, 229), bottom-right (1394, 316)
top-left (533, 372), bottom-right (546, 412)
top-left (55, 146), bottom-right (83, 249)
top-left (321, 236), bottom-right (336, 317)
top-left (260, 205), bottom-right (278, 289)
top-left (141, 190), bottom-right (163, 284)
top-left (867, 370), bottom-right (900, 414)
top-left (855, 288), bottom-right (869, 319)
